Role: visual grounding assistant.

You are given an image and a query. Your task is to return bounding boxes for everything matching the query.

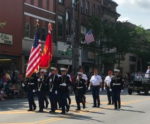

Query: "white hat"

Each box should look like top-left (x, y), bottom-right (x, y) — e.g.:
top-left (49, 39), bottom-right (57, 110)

top-left (114, 69), bottom-right (120, 72)
top-left (77, 72), bottom-right (83, 75)
top-left (60, 68), bottom-right (67, 71)
top-left (50, 67), bottom-right (56, 70)
top-left (40, 69), bottom-right (47, 72)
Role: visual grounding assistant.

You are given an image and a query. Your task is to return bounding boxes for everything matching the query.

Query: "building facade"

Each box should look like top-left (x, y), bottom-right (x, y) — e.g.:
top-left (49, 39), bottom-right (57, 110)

top-left (0, 0), bottom-right (56, 74)
top-left (0, 0), bottom-right (119, 75)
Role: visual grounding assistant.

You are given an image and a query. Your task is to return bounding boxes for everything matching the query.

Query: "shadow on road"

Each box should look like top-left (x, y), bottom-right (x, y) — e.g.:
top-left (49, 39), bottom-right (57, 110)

top-left (47, 112), bottom-right (104, 123)
top-left (0, 98), bottom-right (28, 111)
top-left (100, 107), bottom-right (145, 114)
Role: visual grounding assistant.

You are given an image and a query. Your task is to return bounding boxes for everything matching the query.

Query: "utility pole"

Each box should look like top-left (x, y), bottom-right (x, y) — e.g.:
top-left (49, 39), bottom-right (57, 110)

top-left (71, 0), bottom-right (80, 75)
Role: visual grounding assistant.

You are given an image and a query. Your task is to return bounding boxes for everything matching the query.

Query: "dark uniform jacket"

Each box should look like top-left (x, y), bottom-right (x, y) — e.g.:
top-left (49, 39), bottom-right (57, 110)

top-left (47, 74), bottom-right (59, 93)
top-left (24, 77), bottom-right (37, 93)
top-left (58, 75), bottom-right (71, 94)
top-left (74, 79), bottom-right (86, 95)
top-left (111, 75), bottom-right (124, 91)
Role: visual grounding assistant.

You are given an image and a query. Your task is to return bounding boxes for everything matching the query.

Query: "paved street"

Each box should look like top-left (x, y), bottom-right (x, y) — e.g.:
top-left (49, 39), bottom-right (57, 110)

top-left (0, 91), bottom-right (150, 124)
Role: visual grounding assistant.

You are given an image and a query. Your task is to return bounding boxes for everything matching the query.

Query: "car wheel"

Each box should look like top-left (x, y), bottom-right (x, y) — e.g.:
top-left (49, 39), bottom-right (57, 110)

top-left (137, 91), bottom-right (140, 94)
top-left (128, 89), bottom-right (132, 95)
top-left (144, 90), bottom-right (148, 95)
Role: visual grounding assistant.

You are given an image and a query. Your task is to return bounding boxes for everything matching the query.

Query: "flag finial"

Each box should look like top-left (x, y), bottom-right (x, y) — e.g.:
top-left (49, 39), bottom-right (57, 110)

top-left (36, 19), bottom-right (39, 27)
top-left (48, 23), bottom-right (52, 34)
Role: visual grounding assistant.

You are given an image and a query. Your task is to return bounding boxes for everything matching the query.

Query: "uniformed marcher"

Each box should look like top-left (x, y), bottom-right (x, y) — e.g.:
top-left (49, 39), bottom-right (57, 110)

top-left (74, 72), bottom-right (86, 110)
top-left (110, 69), bottom-right (124, 110)
top-left (37, 70), bottom-right (47, 112)
top-left (23, 74), bottom-right (37, 111)
top-left (58, 67), bottom-right (71, 114)
top-left (89, 68), bottom-right (102, 107)
top-left (77, 67), bottom-right (88, 105)
top-left (66, 72), bottom-right (72, 105)
top-left (104, 70), bottom-right (113, 105)
top-left (47, 67), bottom-right (59, 113)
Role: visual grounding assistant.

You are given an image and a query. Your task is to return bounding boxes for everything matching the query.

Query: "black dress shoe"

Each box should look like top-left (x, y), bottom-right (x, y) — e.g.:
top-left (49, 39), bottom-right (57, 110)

top-left (33, 106), bottom-right (36, 111)
top-left (92, 105), bottom-right (96, 108)
top-left (61, 112), bottom-right (66, 114)
top-left (38, 109), bottom-right (43, 112)
top-left (49, 110), bottom-right (55, 113)
top-left (66, 105), bottom-right (70, 112)
top-left (46, 103), bottom-right (49, 108)
top-left (28, 109), bottom-right (33, 111)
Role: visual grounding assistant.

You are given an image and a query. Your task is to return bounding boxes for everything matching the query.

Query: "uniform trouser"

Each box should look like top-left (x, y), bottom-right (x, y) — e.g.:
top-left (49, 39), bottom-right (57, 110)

top-left (75, 90), bottom-right (85, 109)
top-left (59, 93), bottom-right (69, 113)
top-left (92, 86), bottom-right (100, 107)
top-left (49, 92), bottom-right (57, 112)
top-left (38, 91), bottom-right (44, 110)
top-left (27, 92), bottom-right (36, 110)
top-left (44, 95), bottom-right (49, 107)
top-left (106, 87), bottom-right (113, 104)
top-left (112, 90), bottom-right (121, 109)
top-left (67, 93), bottom-right (71, 105)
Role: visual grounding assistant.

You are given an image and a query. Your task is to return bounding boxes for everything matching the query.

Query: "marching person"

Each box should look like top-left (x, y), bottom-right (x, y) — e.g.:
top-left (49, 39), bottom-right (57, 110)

top-left (145, 66), bottom-right (150, 78)
top-left (37, 69), bottom-right (47, 112)
top-left (23, 74), bottom-right (37, 111)
top-left (74, 72), bottom-right (86, 110)
top-left (77, 67), bottom-right (88, 104)
top-left (111, 69), bottom-right (124, 110)
top-left (104, 70), bottom-right (113, 105)
top-left (47, 67), bottom-right (59, 113)
top-left (58, 67), bottom-right (71, 114)
top-left (66, 70), bottom-right (72, 106)
top-left (89, 68), bottom-right (102, 108)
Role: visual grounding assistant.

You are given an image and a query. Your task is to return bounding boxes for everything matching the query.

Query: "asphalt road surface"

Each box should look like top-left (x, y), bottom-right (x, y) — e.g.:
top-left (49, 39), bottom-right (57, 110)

top-left (0, 91), bottom-right (150, 124)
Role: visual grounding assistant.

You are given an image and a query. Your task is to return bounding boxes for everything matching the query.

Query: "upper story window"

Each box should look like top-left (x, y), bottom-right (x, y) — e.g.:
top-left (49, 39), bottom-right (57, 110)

top-left (129, 56), bottom-right (137, 62)
top-left (25, 0), bottom-right (31, 4)
top-left (58, 0), bottom-right (64, 4)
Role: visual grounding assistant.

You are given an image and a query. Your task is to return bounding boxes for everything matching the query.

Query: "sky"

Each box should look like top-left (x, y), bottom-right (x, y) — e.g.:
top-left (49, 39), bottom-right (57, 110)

top-left (113, 0), bottom-right (150, 29)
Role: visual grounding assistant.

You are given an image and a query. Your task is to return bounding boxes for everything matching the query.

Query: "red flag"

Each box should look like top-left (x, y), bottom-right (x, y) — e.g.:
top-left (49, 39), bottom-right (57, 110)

top-left (39, 33), bottom-right (53, 69)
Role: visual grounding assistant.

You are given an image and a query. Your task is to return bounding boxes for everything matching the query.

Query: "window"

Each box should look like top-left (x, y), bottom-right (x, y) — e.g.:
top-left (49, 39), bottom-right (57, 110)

top-left (25, 0), bottom-right (31, 4)
top-left (57, 15), bottom-right (64, 37)
top-left (129, 56), bottom-right (136, 62)
top-left (33, 0), bottom-right (38, 6)
top-left (58, 0), bottom-right (64, 4)
top-left (24, 23), bottom-right (30, 37)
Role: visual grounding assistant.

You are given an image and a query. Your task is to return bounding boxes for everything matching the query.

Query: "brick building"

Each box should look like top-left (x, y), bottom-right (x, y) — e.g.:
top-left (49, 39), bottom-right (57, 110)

top-left (0, 0), bottom-right (55, 74)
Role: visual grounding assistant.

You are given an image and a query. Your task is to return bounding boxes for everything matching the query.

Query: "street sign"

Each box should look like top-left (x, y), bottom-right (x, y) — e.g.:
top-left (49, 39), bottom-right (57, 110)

top-left (0, 32), bottom-right (13, 45)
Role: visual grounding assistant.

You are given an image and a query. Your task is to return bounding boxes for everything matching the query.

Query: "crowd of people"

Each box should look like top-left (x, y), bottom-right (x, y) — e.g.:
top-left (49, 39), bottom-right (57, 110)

top-left (0, 71), bottom-right (23, 101)
top-left (23, 66), bottom-right (124, 114)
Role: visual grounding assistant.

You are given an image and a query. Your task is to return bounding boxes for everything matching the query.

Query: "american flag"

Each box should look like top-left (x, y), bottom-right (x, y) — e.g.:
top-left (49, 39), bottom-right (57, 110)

top-left (26, 32), bottom-right (41, 78)
top-left (84, 30), bottom-right (95, 44)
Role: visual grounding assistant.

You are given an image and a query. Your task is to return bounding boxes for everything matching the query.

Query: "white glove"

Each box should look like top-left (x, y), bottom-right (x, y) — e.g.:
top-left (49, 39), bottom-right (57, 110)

top-left (88, 87), bottom-right (91, 91)
top-left (33, 90), bottom-right (36, 93)
top-left (55, 90), bottom-right (58, 94)
top-left (22, 83), bottom-right (25, 87)
top-left (109, 89), bottom-right (112, 92)
top-left (103, 87), bottom-right (106, 91)
top-left (121, 90), bottom-right (124, 93)
top-left (100, 88), bottom-right (102, 92)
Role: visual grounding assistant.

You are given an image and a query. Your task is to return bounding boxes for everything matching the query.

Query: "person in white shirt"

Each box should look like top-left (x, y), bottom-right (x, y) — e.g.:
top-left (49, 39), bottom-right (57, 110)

top-left (104, 70), bottom-right (113, 105)
top-left (145, 66), bottom-right (150, 78)
top-left (89, 68), bottom-right (102, 107)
